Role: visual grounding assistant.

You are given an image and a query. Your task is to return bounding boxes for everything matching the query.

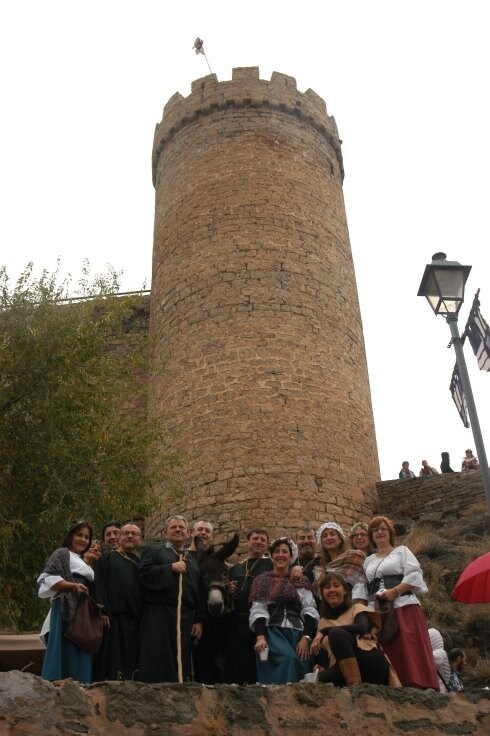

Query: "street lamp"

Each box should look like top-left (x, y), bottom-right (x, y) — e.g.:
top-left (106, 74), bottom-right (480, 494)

top-left (418, 252), bottom-right (490, 511)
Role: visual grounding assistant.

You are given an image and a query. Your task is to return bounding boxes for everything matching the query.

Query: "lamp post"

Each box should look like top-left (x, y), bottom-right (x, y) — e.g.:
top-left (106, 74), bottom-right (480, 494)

top-left (418, 252), bottom-right (490, 511)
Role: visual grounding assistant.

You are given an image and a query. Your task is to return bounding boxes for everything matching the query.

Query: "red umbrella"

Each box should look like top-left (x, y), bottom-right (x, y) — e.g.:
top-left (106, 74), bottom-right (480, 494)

top-left (451, 552), bottom-right (490, 604)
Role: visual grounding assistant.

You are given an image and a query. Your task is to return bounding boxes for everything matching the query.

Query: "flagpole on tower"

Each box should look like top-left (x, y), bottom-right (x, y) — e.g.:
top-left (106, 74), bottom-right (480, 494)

top-left (193, 37), bottom-right (214, 75)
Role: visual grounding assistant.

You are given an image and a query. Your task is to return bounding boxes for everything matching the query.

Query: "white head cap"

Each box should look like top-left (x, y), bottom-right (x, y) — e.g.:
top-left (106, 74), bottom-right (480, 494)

top-left (316, 521), bottom-right (345, 546)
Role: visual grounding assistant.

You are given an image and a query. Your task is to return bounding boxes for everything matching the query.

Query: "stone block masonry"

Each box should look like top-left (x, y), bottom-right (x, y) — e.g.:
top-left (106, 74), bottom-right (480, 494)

top-left (377, 470), bottom-right (487, 523)
top-left (1, 673), bottom-right (489, 735)
top-left (148, 68), bottom-right (379, 539)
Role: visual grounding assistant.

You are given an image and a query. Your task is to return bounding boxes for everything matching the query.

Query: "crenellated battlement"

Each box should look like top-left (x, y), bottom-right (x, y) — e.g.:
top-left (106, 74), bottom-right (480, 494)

top-left (152, 67), bottom-right (343, 186)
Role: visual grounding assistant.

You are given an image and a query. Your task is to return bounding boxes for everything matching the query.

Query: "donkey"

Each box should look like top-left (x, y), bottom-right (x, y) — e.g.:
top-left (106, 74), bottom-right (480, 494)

top-left (193, 532), bottom-right (240, 683)
top-left (197, 532), bottom-right (240, 617)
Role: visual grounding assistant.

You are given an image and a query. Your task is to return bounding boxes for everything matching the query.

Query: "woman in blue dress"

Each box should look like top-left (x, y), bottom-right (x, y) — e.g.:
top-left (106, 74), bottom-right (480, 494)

top-left (249, 537), bottom-right (319, 684)
top-left (37, 520), bottom-right (95, 683)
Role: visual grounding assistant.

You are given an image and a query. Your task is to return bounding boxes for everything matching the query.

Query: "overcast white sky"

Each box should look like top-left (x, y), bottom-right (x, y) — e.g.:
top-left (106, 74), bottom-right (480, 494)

top-left (2, 1), bottom-right (489, 481)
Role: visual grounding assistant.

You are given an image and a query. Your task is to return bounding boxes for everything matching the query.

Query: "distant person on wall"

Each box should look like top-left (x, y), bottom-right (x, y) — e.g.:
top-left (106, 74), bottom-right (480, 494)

top-left (399, 461), bottom-right (415, 479)
top-left (440, 452), bottom-right (454, 473)
top-left (461, 449), bottom-right (479, 472)
top-left (419, 460), bottom-right (439, 477)
top-left (448, 648), bottom-right (466, 692)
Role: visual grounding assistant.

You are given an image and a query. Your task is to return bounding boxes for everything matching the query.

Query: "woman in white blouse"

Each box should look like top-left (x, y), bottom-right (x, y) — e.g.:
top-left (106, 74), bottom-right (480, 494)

top-left (37, 520), bottom-right (95, 683)
top-left (362, 516), bottom-right (439, 689)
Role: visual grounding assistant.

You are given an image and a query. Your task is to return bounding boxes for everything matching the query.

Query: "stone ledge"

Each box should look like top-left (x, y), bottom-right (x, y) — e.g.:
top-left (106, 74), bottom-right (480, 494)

top-left (0, 672), bottom-right (488, 736)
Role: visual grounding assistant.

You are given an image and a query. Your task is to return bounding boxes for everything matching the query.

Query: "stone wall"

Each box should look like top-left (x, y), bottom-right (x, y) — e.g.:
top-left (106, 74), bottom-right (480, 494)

top-left (1, 673), bottom-right (488, 736)
top-left (377, 470), bottom-right (487, 523)
top-left (147, 67), bottom-right (379, 539)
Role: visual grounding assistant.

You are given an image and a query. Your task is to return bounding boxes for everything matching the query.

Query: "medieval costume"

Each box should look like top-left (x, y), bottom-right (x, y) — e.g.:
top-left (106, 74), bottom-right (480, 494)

top-left (361, 546), bottom-right (439, 689)
top-left (297, 555), bottom-right (321, 584)
top-left (316, 601), bottom-right (400, 686)
top-left (314, 548), bottom-right (368, 601)
top-left (37, 548), bottom-right (94, 683)
top-left (137, 543), bottom-right (204, 683)
top-left (226, 556), bottom-right (272, 684)
top-left (93, 549), bottom-right (143, 681)
top-left (249, 570), bottom-right (319, 684)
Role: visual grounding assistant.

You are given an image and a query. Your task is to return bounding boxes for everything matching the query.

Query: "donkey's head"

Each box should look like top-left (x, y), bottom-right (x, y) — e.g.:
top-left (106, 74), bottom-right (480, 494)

top-left (198, 533), bottom-right (239, 617)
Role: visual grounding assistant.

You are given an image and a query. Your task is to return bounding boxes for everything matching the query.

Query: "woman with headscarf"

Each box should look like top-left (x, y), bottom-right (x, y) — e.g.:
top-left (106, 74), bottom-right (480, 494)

top-left (361, 515), bottom-right (439, 689)
top-left (37, 519), bottom-right (95, 683)
top-left (250, 537), bottom-right (319, 684)
top-left (428, 628), bottom-right (451, 693)
top-left (311, 570), bottom-right (400, 687)
top-left (314, 521), bottom-right (367, 601)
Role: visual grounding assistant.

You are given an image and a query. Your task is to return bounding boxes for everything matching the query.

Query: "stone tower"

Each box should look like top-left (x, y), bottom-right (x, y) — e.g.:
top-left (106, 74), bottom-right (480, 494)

top-left (148, 68), bottom-right (379, 539)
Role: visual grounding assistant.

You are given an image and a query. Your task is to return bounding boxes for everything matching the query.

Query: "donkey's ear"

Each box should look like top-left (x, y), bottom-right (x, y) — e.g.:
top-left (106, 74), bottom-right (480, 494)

top-left (216, 532), bottom-right (240, 561)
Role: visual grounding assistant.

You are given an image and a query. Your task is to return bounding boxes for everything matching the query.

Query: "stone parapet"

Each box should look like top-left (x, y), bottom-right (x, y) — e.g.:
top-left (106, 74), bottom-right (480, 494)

top-left (377, 470), bottom-right (487, 521)
top-left (0, 672), bottom-right (489, 735)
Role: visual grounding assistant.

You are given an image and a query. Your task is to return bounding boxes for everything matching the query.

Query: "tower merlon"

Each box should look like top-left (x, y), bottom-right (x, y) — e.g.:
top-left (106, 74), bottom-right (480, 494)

top-left (152, 67), bottom-right (343, 187)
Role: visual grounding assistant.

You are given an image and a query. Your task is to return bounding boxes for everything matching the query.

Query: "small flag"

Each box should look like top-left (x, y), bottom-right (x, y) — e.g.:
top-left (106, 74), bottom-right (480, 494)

top-left (193, 37), bottom-right (205, 55)
top-left (465, 293), bottom-right (490, 372)
top-left (449, 363), bottom-right (470, 428)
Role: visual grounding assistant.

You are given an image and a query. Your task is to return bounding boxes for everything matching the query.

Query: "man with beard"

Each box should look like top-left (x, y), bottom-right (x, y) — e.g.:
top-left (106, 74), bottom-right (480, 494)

top-left (295, 526), bottom-right (320, 584)
top-left (187, 519), bottom-right (220, 683)
top-left (137, 515), bottom-right (204, 682)
top-left (94, 522), bottom-right (143, 680)
top-left (188, 519), bottom-right (214, 556)
top-left (226, 527), bottom-right (272, 684)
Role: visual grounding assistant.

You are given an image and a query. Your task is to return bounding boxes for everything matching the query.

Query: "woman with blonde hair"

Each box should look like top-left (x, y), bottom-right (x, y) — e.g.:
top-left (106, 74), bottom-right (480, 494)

top-left (314, 522), bottom-right (367, 601)
top-left (349, 522), bottom-right (373, 555)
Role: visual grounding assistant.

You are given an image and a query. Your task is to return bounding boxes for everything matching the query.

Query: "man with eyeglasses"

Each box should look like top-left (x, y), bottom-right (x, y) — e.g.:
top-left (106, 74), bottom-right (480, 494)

top-left (94, 522), bottom-right (143, 680)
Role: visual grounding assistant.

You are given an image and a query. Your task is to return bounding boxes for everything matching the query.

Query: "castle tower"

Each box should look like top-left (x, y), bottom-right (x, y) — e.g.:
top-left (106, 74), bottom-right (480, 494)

top-left (148, 68), bottom-right (379, 538)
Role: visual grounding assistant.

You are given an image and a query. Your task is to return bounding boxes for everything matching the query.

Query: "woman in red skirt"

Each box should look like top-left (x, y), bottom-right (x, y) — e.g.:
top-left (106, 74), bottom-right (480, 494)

top-left (361, 515), bottom-right (438, 689)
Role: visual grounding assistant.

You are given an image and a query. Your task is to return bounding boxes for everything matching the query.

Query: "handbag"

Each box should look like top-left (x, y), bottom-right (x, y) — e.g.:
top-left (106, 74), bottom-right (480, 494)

top-left (65, 594), bottom-right (104, 653)
top-left (375, 597), bottom-right (399, 645)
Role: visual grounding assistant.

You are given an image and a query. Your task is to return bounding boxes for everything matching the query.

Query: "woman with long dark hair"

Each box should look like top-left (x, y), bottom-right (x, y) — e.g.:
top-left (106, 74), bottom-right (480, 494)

top-left (311, 570), bottom-right (400, 686)
top-left (37, 519), bottom-right (95, 683)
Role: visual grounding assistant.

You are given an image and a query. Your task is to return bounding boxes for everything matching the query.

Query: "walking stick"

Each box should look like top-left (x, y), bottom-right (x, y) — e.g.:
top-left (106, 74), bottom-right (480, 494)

top-left (176, 552), bottom-right (183, 683)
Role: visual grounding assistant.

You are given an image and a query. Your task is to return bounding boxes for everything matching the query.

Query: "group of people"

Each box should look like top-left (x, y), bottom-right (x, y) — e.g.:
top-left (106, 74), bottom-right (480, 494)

top-left (399, 449), bottom-right (480, 479)
top-left (38, 513), bottom-right (459, 692)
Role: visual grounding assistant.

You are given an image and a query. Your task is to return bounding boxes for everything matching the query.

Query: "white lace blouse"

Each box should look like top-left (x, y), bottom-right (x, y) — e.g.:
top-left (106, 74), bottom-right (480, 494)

top-left (360, 545), bottom-right (428, 609)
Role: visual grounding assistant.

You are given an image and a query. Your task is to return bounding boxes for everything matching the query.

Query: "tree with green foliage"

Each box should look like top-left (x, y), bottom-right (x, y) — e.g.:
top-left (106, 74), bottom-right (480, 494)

top-left (0, 263), bottom-right (179, 630)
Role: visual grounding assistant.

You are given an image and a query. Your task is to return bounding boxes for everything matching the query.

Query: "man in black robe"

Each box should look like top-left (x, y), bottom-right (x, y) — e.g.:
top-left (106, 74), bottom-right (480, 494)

top-left (226, 527), bottom-right (272, 684)
top-left (137, 515), bottom-right (204, 683)
top-left (187, 519), bottom-right (221, 683)
top-left (296, 526), bottom-right (320, 584)
top-left (93, 522), bottom-right (143, 680)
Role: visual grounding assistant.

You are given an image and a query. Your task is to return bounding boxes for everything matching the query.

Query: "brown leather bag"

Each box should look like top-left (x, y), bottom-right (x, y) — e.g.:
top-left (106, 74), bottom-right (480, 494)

top-left (65, 595), bottom-right (104, 653)
top-left (375, 598), bottom-right (400, 645)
